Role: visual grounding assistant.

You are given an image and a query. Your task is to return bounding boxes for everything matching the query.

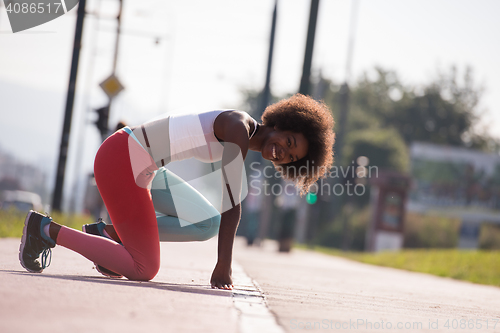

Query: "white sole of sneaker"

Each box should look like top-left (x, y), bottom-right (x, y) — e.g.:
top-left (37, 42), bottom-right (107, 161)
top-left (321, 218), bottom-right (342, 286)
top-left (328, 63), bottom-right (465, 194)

top-left (19, 210), bottom-right (43, 273)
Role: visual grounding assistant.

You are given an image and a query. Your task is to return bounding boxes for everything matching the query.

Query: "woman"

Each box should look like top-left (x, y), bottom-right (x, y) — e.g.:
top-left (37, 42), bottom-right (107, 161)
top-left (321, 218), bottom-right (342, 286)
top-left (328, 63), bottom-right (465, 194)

top-left (19, 94), bottom-right (335, 289)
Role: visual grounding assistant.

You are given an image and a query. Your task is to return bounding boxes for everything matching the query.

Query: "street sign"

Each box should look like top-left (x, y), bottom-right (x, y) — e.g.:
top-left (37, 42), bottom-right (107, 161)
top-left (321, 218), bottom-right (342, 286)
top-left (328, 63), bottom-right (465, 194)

top-left (99, 74), bottom-right (124, 99)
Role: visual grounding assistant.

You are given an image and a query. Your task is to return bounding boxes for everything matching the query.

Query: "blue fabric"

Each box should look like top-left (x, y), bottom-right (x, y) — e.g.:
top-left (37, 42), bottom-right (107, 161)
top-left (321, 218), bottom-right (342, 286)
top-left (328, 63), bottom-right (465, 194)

top-left (123, 126), bottom-right (142, 148)
top-left (151, 168), bottom-right (221, 242)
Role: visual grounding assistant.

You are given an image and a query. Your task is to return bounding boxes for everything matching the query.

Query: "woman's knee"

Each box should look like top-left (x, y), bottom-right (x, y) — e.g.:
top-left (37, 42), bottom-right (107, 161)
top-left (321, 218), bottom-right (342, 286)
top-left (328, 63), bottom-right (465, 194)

top-left (123, 244), bottom-right (161, 281)
top-left (126, 260), bottom-right (160, 281)
top-left (138, 268), bottom-right (159, 281)
top-left (197, 214), bottom-right (221, 241)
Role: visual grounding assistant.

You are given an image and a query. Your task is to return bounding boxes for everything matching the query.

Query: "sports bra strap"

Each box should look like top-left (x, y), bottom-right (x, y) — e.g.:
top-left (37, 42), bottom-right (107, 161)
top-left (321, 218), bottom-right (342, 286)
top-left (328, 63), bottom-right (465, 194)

top-left (249, 118), bottom-right (259, 139)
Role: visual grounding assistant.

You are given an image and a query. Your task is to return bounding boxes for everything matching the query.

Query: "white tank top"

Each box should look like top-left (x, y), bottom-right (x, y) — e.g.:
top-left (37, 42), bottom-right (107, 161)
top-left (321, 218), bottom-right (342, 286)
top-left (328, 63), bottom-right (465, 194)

top-left (131, 110), bottom-right (258, 165)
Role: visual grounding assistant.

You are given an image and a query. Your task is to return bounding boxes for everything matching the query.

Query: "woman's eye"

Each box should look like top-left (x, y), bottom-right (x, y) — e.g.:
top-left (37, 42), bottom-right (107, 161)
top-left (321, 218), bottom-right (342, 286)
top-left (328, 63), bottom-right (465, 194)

top-left (290, 155), bottom-right (294, 162)
top-left (287, 138), bottom-right (291, 146)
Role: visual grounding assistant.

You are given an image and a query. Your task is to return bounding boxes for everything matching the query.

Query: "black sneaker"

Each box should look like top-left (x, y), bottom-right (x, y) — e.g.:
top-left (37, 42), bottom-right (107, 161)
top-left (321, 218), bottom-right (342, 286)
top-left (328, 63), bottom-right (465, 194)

top-left (82, 219), bottom-right (123, 278)
top-left (82, 219), bottom-right (108, 238)
top-left (19, 211), bottom-right (56, 273)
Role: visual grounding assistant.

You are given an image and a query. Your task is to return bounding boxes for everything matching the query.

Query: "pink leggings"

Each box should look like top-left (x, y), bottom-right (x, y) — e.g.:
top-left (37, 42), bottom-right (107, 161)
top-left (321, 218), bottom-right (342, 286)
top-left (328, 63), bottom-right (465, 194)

top-left (56, 129), bottom-right (160, 281)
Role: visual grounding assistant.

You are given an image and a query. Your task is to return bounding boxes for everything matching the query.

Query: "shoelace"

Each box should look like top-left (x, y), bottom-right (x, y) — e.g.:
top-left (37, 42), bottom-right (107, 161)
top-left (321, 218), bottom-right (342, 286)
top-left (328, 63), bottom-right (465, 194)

top-left (41, 248), bottom-right (52, 269)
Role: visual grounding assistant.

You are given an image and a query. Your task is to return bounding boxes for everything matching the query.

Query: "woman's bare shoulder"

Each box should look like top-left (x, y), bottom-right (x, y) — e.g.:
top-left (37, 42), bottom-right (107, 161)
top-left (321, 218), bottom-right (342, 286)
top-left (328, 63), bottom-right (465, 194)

top-left (214, 110), bottom-right (253, 142)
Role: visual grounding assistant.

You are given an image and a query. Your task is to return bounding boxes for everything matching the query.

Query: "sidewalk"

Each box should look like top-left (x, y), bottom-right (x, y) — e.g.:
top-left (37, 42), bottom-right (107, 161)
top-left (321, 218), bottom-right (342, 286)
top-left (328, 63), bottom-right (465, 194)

top-left (235, 241), bottom-right (500, 333)
top-left (2, 236), bottom-right (500, 333)
top-left (0, 237), bottom-right (240, 333)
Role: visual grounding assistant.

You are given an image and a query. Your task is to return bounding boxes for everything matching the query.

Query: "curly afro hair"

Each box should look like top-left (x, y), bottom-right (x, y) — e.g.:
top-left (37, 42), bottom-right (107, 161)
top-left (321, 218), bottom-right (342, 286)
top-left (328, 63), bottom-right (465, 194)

top-left (262, 94), bottom-right (335, 195)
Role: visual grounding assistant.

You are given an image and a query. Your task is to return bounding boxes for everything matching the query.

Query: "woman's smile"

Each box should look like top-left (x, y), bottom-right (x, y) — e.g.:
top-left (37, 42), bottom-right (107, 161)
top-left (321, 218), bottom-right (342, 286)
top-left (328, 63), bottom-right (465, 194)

top-left (262, 131), bottom-right (308, 164)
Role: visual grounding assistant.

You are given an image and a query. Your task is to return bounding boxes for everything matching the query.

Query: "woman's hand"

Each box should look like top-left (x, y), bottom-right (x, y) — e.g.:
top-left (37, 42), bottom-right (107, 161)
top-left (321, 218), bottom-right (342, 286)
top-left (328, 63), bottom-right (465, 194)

top-left (210, 262), bottom-right (233, 289)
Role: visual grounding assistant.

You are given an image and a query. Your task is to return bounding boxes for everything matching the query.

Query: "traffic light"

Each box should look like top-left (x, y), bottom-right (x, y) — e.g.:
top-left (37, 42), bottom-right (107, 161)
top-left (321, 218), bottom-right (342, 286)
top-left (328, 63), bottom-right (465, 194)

top-left (306, 191), bottom-right (317, 204)
top-left (95, 106), bottom-right (109, 139)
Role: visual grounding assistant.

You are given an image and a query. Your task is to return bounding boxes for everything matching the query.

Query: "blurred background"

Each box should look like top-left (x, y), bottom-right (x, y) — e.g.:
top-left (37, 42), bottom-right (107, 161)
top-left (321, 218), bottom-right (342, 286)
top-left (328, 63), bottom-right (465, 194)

top-left (1, 0), bottom-right (500, 254)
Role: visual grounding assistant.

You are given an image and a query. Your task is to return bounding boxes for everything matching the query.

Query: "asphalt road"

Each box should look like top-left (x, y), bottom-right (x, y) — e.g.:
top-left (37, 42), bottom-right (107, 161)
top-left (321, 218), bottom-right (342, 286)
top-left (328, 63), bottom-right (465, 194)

top-left (1, 237), bottom-right (499, 333)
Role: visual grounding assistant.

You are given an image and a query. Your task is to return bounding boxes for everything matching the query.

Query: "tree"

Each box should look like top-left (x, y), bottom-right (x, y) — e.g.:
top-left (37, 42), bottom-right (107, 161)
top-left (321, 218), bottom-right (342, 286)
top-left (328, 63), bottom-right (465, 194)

top-left (348, 66), bottom-right (496, 151)
top-left (344, 128), bottom-right (409, 172)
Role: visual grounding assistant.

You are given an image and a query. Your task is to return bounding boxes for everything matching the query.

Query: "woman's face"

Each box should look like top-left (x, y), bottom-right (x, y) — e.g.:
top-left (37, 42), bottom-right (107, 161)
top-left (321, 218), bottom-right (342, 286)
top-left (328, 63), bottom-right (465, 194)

top-left (261, 129), bottom-right (308, 164)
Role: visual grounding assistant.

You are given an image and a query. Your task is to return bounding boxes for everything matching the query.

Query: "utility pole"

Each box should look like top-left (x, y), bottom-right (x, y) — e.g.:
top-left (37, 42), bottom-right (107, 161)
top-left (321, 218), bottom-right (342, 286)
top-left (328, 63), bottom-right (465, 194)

top-left (90, 0), bottom-right (124, 221)
top-left (112, 0), bottom-right (122, 77)
top-left (52, 0), bottom-right (87, 212)
top-left (296, 0), bottom-right (320, 245)
top-left (256, 0), bottom-right (278, 245)
top-left (335, 0), bottom-right (359, 167)
top-left (259, 0), bottom-right (278, 117)
top-left (103, 0), bottom-right (123, 141)
top-left (97, 0), bottom-right (123, 142)
top-left (299, 0), bottom-right (320, 96)
top-left (335, 0), bottom-right (360, 251)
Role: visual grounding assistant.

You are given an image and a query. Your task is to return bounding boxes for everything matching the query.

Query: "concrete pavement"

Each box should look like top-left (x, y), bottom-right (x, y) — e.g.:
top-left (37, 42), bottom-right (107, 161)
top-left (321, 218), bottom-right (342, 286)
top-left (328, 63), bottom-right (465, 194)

top-left (1, 236), bottom-right (500, 333)
top-left (235, 241), bottom-right (500, 333)
top-left (1, 237), bottom-right (244, 333)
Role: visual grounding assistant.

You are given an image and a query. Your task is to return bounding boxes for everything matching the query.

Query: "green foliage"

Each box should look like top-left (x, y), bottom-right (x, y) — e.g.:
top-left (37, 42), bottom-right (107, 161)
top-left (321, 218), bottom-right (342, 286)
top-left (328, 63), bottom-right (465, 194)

top-left (479, 223), bottom-right (500, 250)
top-left (0, 208), bottom-right (95, 238)
top-left (347, 66), bottom-right (486, 148)
top-left (302, 246), bottom-right (500, 287)
top-left (393, 89), bottom-right (470, 146)
top-left (344, 128), bottom-right (409, 172)
top-left (404, 212), bottom-right (460, 248)
top-left (241, 65), bottom-right (497, 175)
top-left (315, 205), bottom-right (370, 251)
top-left (350, 68), bottom-right (406, 130)
top-left (316, 209), bottom-right (500, 251)
top-left (321, 66), bottom-right (499, 158)
top-left (315, 206), bottom-right (500, 252)
top-left (315, 213), bottom-right (343, 248)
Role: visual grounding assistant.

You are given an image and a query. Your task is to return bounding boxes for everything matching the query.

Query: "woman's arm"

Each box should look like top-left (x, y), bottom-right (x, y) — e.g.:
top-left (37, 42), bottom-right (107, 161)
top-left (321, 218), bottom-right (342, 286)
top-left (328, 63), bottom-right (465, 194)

top-left (210, 112), bottom-right (251, 289)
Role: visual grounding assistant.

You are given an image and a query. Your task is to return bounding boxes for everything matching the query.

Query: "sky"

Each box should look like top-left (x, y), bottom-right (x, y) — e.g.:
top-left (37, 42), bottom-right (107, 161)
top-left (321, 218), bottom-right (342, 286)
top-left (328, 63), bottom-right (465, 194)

top-left (0, 0), bottom-right (499, 210)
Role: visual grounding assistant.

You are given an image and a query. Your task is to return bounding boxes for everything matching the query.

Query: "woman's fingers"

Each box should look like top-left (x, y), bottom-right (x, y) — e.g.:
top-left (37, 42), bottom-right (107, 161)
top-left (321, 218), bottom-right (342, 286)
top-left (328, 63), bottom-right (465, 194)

top-left (211, 282), bottom-right (234, 290)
